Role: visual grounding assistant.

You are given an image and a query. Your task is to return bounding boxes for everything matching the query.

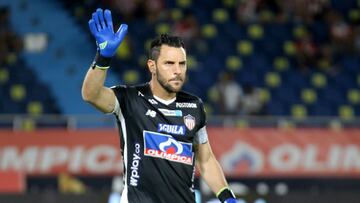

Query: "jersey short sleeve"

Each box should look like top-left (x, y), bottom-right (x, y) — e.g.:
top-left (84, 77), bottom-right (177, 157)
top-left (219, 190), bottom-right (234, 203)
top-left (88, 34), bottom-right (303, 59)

top-left (111, 85), bottom-right (132, 116)
top-left (194, 98), bottom-right (208, 144)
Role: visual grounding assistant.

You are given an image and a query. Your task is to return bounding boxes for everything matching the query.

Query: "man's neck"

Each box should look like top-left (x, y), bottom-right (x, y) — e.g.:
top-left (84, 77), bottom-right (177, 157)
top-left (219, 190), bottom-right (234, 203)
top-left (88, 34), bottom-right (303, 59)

top-left (149, 79), bottom-right (176, 100)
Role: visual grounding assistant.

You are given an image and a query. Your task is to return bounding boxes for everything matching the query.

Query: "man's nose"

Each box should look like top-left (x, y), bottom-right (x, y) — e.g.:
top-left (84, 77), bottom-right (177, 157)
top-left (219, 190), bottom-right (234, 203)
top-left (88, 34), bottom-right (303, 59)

top-left (173, 64), bottom-right (181, 74)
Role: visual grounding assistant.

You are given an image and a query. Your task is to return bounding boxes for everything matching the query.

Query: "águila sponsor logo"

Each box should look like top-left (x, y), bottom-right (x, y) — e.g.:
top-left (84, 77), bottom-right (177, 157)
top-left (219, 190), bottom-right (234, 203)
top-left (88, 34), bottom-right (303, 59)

top-left (158, 124), bottom-right (185, 135)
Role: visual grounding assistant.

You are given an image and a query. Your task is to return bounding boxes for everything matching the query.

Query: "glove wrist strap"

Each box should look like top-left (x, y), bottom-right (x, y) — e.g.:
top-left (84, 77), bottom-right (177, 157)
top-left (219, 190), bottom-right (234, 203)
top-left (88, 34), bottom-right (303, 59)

top-left (92, 52), bottom-right (112, 69)
top-left (217, 187), bottom-right (236, 203)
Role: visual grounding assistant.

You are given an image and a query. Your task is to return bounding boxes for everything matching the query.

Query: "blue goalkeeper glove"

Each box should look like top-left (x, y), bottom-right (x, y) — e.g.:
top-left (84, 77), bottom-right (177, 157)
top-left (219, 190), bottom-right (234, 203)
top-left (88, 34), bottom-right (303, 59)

top-left (224, 198), bottom-right (237, 203)
top-left (88, 8), bottom-right (128, 58)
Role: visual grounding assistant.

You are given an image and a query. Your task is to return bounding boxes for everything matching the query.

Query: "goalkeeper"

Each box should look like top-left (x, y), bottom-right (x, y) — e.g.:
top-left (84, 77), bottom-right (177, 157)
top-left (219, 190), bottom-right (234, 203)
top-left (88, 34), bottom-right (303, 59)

top-left (82, 8), bottom-right (237, 203)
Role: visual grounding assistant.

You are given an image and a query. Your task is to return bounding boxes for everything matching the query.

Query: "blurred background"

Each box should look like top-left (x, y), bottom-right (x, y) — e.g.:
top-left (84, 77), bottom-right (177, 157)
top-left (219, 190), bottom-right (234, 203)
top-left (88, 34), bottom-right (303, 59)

top-left (0, 0), bottom-right (360, 202)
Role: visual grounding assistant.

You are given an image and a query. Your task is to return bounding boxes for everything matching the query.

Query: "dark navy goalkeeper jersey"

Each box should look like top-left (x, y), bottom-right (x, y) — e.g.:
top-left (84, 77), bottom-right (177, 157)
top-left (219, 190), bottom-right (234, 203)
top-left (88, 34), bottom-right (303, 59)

top-left (111, 83), bottom-right (209, 203)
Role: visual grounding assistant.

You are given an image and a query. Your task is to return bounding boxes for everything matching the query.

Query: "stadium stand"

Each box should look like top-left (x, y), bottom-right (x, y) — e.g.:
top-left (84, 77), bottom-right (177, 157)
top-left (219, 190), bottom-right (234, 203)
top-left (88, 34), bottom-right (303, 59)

top-left (0, 0), bottom-right (359, 118)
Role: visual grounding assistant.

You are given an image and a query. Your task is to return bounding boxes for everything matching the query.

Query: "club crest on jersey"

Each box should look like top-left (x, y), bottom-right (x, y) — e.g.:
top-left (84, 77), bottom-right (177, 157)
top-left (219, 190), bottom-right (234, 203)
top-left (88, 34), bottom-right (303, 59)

top-left (143, 131), bottom-right (193, 165)
top-left (183, 114), bottom-right (196, 130)
top-left (158, 124), bottom-right (185, 135)
top-left (158, 108), bottom-right (183, 117)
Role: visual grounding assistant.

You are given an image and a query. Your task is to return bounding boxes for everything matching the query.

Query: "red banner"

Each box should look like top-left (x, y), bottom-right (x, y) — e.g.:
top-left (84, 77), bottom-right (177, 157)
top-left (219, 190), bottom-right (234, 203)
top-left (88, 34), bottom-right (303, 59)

top-left (1, 128), bottom-right (360, 177)
top-left (208, 128), bottom-right (360, 177)
top-left (0, 130), bottom-right (121, 175)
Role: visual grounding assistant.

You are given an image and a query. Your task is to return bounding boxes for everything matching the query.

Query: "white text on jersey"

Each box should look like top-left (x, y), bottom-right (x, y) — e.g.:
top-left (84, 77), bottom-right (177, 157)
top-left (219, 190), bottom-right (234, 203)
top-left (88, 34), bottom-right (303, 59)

top-left (176, 102), bottom-right (197, 108)
top-left (130, 143), bottom-right (141, 186)
top-left (158, 124), bottom-right (185, 135)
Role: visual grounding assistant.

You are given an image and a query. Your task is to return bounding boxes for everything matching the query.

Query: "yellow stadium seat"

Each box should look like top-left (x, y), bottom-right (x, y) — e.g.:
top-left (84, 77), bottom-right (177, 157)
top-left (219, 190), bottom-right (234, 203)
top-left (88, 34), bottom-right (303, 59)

top-left (201, 24), bottom-right (218, 38)
top-left (123, 70), bottom-right (140, 84)
top-left (207, 86), bottom-right (219, 103)
top-left (203, 103), bottom-right (213, 116)
top-left (349, 9), bottom-right (360, 22)
top-left (259, 10), bottom-right (275, 22)
top-left (6, 53), bottom-right (17, 65)
top-left (186, 55), bottom-right (198, 70)
top-left (317, 58), bottom-right (331, 71)
top-left (171, 8), bottom-right (183, 21)
top-left (278, 119), bottom-right (295, 129)
top-left (10, 84), bottom-right (26, 102)
top-left (259, 88), bottom-right (271, 103)
top-left (144, 39), bottom-right (152, 51)
top-left (247, 24), bottom-right (264, 39)
top-left (283, 41), bottom-right (296, 55)
top-left (273, 56), bottom-right (289, 71)
top-left (311, 73), bottom-right (327, 88)
top-left (237, 40), bottom-right (253, 56)
top-left (155, 23), bottom-right (170, 35)
top-left (222, 0), bottom-right (236, 8)
top-left (339, 105), bottom-right (354, 120)
top-left (265, 72), bottom-right (281, 88)
top-left (116, 37), bottom-right (131, 60)
top-left (236, 119), bottom-right (249, 128)
top-left (0, 68), bottom-right (9, 84)
top-left (27, 101), bottom-right (43, 116)
top-left (213, 8), bottom-right (229, 23)
top-left (59, 173), bottom-right (86, 194)
top-left (329, 119), bottom-right (342, 131)
top-left (291, 104), bottom-right (307, 119)
top-left (348, 89), bottom-right (360, 104)
top-left (293, 25), bottom-right (307, 39)
top-left (22, 118), bottom-right (35, 132)
top-left (301, 88), bottom-right (317, 104)
top-left (176, 0), bottom-right (192, 8)
top-left (226, 56), bottom-right (242, 71)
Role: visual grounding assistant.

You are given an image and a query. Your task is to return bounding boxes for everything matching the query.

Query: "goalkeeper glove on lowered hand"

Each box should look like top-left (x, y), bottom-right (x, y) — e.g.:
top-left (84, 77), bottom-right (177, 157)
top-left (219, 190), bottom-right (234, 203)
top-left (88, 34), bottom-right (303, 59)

top-left (217, 188), bottom-right (237, 203)
top-left (88, 8), bottom-right (128, 58)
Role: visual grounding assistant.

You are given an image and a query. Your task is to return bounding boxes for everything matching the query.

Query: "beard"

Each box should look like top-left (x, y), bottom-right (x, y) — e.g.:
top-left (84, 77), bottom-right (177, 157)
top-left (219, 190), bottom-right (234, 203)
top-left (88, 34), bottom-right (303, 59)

top-left (156, 67), bottom-right (185, 94)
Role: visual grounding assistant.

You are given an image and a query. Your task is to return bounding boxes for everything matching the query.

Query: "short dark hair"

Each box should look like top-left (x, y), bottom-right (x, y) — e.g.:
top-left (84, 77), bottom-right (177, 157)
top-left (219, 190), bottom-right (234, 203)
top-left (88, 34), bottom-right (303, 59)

top-left (148, 34), bottom-right (185, 61)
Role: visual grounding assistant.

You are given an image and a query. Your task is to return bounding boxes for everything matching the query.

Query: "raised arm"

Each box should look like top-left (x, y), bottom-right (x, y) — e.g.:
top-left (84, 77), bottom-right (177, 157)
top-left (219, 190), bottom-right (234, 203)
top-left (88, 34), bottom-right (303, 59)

top-left (81, 8), bottom-right (127, 113)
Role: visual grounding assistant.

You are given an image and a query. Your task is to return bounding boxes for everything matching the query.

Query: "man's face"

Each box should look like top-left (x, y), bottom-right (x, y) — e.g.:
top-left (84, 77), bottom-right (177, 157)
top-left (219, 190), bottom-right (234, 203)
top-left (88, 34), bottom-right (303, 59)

top-left (152, 45), bottom-right (187, 93)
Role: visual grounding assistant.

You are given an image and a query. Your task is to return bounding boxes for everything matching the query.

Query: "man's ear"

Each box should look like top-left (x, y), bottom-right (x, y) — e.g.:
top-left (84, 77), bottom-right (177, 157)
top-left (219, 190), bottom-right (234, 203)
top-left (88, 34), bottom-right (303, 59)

top-left (147, 59), bottom-right (156, 75)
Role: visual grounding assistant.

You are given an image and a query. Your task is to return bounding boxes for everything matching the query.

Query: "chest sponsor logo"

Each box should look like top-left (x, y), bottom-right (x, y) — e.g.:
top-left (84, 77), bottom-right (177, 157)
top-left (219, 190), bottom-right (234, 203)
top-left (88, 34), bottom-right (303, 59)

top-left (145, 109), bottom-right (156, 118)
top-left (184, 114), bottom-right (196, 130)
top-left (158, 124), bottom-right (185, 135)
top-left (143, 131), bottom-right (193, 165)
top-left (158, 108), bottom-right (182, 117)
top-left (176, 102), bottom-right (197, 108)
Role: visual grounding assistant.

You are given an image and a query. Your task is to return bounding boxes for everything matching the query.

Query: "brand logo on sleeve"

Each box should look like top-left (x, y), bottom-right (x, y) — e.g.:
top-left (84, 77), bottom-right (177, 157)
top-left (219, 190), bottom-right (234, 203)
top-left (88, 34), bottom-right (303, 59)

top-left (176, 102), bottom-right (197, 108)
top-left (158, 108), bottom-right (183, 117)
top-left (148, 99), bottom-right (158, 105)
top-left (158, 124), bottom-right (185, 135)
top-left (145, 109), bottom-right (156, 118)
top-left (143, 131), bottom-right (193, 165)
